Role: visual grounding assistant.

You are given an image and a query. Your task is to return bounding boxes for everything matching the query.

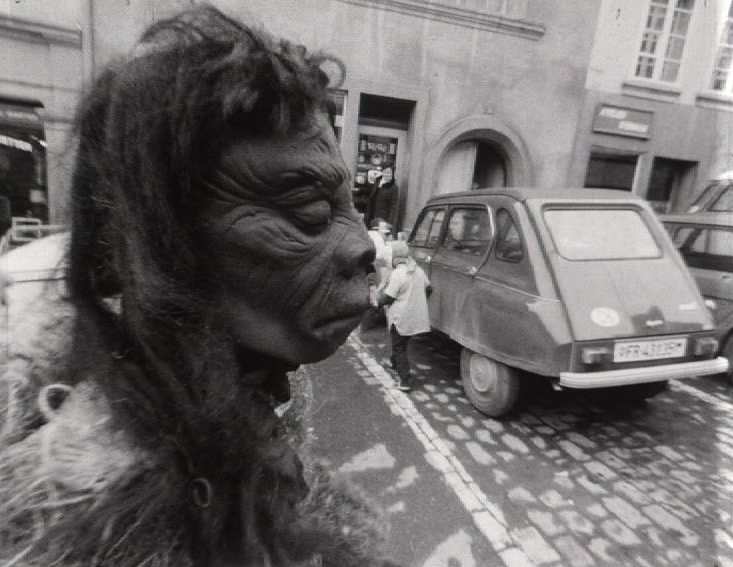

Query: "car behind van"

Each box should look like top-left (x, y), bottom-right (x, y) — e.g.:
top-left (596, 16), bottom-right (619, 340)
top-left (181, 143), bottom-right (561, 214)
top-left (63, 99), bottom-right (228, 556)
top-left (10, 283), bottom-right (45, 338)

top-left (408, 188), bottom-right (728, 416)
top-left (660, 212), bottom-right (733, 379)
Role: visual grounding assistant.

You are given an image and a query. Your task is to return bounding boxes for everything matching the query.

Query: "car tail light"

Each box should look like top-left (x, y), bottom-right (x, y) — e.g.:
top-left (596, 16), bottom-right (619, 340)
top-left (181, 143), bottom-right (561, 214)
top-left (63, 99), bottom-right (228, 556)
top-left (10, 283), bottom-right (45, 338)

top-left (581, 347), bottom-right (610, 365)
top-left (694, 336), bottom-right (718, 356)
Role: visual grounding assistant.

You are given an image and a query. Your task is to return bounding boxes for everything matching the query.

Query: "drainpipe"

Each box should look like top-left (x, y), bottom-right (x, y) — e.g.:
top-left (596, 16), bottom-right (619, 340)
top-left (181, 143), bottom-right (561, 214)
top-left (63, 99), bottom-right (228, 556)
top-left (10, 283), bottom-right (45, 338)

top-left (81, 0), bottom-right (95, 85)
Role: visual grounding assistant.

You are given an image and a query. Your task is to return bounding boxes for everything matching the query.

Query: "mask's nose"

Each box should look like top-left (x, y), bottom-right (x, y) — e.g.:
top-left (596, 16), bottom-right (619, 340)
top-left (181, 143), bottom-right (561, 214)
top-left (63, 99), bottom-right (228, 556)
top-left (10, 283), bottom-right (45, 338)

top-left (335, 229), bottom-right (375, 277)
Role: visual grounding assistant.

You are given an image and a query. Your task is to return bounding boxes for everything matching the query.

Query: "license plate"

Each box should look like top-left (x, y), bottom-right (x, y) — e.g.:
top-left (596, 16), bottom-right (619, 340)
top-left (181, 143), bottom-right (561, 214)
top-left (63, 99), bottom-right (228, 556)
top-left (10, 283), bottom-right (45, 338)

top-left (613, 337), bottom-right (687, 363)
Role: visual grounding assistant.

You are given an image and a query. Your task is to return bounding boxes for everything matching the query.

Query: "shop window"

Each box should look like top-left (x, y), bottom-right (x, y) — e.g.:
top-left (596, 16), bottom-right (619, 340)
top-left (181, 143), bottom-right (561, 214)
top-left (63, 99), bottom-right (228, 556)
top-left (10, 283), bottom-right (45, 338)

top-left (647, 156), bottom-right (697, 213)
top-left (442, 207), bottom-right (492, 256)
top-left (494, 209), bottom-right (523, 262)
top-left (584, 151), bottom-right (638, 191)
top-left (710, 1), bottom-right (733, 92)
top-left (0, 99), bottom-right (47, 223)
top-left (635, 0), bottom-right (696, 83)
top-left (410, 207), bottom-right (445, 248)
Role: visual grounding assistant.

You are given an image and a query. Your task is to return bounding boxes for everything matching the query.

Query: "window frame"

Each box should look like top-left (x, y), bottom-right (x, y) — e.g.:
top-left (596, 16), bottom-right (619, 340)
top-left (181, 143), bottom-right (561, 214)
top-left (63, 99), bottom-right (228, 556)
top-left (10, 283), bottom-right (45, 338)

top-left (710, 0), bottom-right (733, 92)
top-left (634, 0), bottom-right (696, 84)
top-left (439, 205), bottom-right (494, 257)
top-left (409, 206), bottom-right (446, 248)
top-left (493, 208), bottom-right (525, 263)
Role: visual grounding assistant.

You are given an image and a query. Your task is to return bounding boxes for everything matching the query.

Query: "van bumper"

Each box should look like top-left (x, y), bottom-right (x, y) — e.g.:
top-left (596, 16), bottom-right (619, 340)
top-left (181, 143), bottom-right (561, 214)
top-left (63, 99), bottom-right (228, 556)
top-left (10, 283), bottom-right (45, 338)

top-left (559, 357), bottom-right (729, 389)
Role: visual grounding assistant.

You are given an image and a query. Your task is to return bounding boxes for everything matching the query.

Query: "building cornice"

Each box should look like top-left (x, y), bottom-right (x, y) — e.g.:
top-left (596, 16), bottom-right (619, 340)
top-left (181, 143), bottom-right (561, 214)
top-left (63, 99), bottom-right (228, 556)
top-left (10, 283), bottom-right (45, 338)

top-left (0, 14), bottom-right (82, 48)
top-left (335, 0), bottom-right (545, 40)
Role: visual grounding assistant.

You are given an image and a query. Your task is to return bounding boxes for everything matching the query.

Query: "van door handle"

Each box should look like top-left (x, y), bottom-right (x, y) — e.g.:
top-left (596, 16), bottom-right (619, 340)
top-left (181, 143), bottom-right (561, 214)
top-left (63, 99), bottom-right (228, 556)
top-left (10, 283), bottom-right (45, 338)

top-left (468, 266), bottom-right (478, 276)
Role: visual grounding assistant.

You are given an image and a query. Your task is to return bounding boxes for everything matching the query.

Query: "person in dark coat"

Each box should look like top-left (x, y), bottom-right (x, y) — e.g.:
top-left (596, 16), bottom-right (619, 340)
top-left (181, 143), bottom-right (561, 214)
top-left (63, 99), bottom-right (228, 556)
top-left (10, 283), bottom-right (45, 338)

top-left (367, 166), bottom-right (398, 234)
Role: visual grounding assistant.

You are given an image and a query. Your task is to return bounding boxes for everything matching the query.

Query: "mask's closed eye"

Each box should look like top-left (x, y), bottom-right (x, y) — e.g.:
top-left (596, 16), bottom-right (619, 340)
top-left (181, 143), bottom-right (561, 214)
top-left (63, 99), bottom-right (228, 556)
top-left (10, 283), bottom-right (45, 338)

top-left (289, 200), bottom-right (332, 232)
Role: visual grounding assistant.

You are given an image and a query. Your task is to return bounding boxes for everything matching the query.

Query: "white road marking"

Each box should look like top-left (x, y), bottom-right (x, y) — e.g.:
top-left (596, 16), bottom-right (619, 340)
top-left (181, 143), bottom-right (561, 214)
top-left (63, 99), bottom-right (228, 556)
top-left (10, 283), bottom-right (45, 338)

top-left (348, 335), bottom-right (533, 566)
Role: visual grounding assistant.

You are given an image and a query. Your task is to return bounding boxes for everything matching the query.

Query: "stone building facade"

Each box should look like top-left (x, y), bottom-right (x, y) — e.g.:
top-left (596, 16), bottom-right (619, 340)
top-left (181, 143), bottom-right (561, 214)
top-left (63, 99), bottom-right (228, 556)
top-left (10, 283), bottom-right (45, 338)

top-left (2, 0), bottom-right (731, 227)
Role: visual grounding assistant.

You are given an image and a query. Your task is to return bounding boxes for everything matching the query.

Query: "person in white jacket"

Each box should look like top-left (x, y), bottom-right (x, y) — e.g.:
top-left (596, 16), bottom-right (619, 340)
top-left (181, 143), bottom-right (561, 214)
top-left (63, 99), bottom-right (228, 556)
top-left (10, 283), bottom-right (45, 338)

top-left (374, 241), bottom-right (432, 391)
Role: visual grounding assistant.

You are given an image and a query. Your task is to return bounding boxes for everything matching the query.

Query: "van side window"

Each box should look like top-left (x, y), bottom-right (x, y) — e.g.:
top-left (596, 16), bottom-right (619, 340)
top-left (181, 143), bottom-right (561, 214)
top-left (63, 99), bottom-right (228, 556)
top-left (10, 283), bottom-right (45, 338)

top-left (442, 207), bottom-right (491, 256)
top-left (410, 207), bottom-right (445, 248)
top-left (494, 209), bottom-right (524, 262)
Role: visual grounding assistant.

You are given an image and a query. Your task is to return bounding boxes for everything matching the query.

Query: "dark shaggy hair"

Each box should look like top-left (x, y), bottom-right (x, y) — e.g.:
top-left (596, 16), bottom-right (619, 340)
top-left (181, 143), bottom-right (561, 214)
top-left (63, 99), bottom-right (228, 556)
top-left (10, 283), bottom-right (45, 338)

top-left (34, 5), bottom-right (379, 567)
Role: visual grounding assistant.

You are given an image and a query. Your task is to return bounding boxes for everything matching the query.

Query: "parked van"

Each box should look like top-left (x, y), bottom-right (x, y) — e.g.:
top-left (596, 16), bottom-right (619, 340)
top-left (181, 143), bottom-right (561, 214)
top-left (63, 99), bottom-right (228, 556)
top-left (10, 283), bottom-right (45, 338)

top-left (408, 188), bottom-right (728, 416)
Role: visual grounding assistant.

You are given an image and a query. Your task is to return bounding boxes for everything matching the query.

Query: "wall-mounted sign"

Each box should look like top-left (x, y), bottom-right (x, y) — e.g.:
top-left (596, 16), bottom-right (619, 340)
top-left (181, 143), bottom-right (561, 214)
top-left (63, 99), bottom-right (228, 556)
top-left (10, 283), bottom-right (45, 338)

top-left (592, 104), bottom-right (653, 139)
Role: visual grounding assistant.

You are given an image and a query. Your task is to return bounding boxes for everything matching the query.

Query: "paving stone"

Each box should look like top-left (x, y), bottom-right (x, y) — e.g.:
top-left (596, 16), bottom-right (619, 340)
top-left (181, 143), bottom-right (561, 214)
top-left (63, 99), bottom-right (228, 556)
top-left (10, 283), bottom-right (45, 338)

top-left (612, 480), bottom-right (652, 505)
top-left (584, 460), bottom-right (618, 481)
top-left (558, 509), bottom-right (595, 536)
top-left (494, 469), bottom-right (510, 484)
top-left (466, 441), bottom-right (496, 466)
top-left (539, 489), bottom-right (570, 509)
top-left (586, 503), bottom-right (608, 518)
top-left (482, 419), bottom-right (505, 433)
top-left (528, 509), bottom-right (566, 537)
top-left (535, 425), bottom-right (555, 435)
top-left (554, 535), bottom-right (595, 567)
top-left (510, 422), bottom-right (533, 435)
top-left (476, 429), bottom-right (497, 444)
top-left (643, 504), bottom-right (700, 546)
top-left (446, 424), bottom-right (470, 440)
top-left (497, 451), bottom-right (516, 462)
top-left (508, 487), bottom-right (537, 504)
top-left (588, 537), bottom-right (615, 562)
top-left (499, 547), bottom-right (535, 567)
top-left (459, 415), bottom-right (476, 429)
top-left (577, 474), bottom-right (607, 495)
top-left (553, 471), bottom-right (574, 490)
top-left (510, 526), bottom-right (561, 564)
top-left (540, 416), bottom-right (571, 431)
top-left (603, 496), bottom-right (651, 529)
top-left (501, 433), bottom-right (530, 454)
top-left (530, 435), bottom-right (547, 450)
top-left (557, 440), bottom-right (589, 461)
top-left (654, 445), bottom-right (684, 461)
top-left (566, 432), bottom-right (597, 449)
top-left (600, 518), bottom-right (642, 545)
top-left (596, 450), bottom-right (627, 470)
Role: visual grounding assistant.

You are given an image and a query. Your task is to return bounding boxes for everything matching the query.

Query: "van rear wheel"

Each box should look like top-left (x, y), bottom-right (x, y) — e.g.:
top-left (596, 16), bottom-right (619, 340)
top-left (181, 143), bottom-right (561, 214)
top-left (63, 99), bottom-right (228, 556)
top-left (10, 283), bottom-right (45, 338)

top-left (460, 348), bottom-right (520, 417)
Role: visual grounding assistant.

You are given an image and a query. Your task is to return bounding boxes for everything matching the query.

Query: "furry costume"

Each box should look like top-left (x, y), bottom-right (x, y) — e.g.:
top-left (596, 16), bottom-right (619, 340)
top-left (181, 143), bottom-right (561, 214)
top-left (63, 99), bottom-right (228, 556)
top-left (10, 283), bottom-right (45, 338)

top-left (1, 5), bottom-right (395, 566)
top-left (0, 265), bottom-right (395, 567)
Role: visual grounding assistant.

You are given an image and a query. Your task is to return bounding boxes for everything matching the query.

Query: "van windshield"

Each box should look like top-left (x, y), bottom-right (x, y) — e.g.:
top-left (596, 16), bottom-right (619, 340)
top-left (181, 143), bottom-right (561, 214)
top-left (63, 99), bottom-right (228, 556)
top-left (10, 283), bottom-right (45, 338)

top-left (543, 209), bottom-right (660, 260)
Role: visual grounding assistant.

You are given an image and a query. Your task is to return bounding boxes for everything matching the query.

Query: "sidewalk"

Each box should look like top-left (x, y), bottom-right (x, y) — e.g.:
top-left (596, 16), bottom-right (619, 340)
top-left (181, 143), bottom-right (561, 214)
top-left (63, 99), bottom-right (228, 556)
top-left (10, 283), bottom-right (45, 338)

top-left (307, 329), bottom-right (499, 567)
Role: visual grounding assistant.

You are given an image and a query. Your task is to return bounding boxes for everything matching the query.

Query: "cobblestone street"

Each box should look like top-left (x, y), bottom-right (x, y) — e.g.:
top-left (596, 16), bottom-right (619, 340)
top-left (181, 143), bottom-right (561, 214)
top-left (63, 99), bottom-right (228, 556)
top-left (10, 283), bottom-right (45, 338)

top-left (310, 327), bottom-right (733, 567)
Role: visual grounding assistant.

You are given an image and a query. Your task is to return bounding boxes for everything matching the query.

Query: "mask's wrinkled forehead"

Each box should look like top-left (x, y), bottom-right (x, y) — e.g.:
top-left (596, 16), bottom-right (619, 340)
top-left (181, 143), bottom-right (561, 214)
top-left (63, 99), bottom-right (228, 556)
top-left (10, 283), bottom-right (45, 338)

top-left (216, 114), bottom-right (349, 200)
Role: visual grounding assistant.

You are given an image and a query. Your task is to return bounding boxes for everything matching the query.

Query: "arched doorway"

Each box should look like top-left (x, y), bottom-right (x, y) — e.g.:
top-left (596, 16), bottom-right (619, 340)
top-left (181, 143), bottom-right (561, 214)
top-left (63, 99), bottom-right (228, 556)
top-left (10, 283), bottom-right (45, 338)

top-left (426, 115), bottom-right (533, 197)
top-left (436, 139), bottom-right (507, 194)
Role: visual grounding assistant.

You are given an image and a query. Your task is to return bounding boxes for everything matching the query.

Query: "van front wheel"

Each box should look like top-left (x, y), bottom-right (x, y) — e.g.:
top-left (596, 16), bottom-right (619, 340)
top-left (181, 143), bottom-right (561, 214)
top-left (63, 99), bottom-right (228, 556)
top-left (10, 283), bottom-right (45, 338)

top-left (460, 348), bottom-right (520, 417)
